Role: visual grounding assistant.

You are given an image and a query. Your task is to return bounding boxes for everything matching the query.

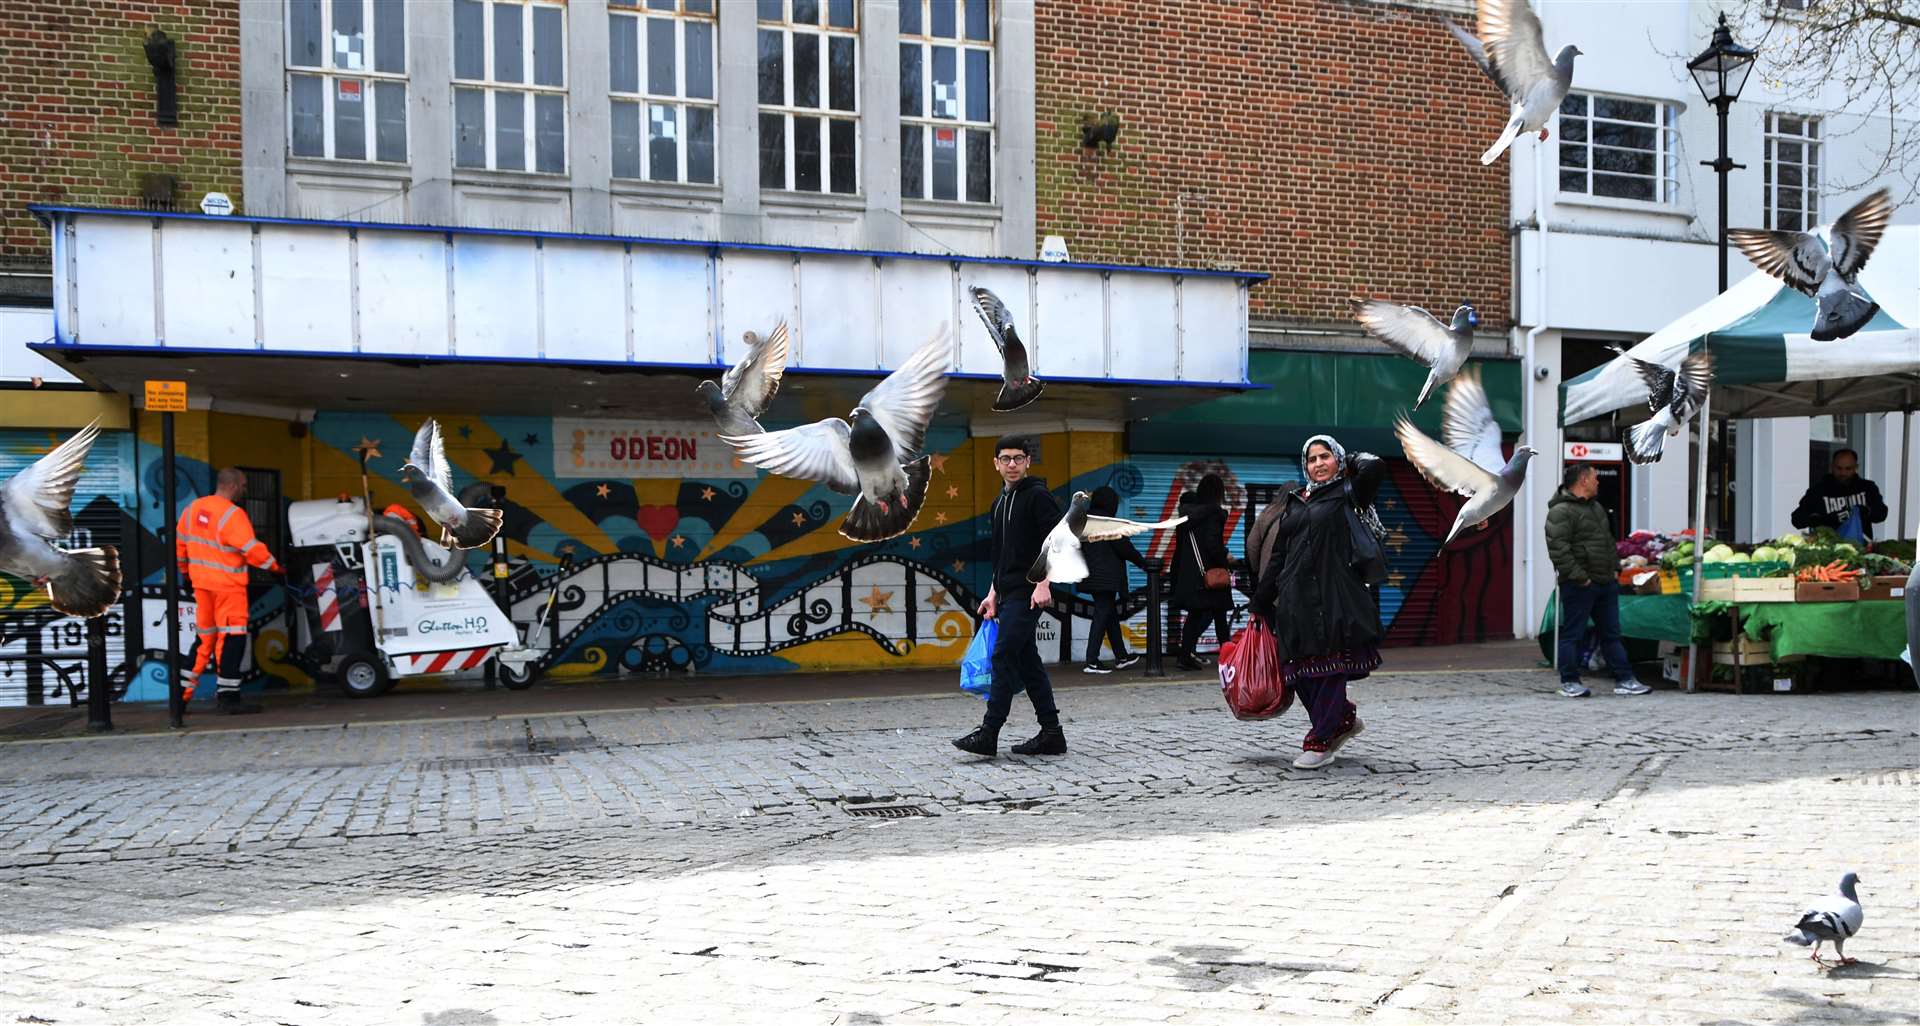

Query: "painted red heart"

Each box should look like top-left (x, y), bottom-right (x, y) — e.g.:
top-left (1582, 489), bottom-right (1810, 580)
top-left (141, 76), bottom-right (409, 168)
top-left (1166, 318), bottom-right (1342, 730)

top-left (637, 505), bottom-right (680, 539)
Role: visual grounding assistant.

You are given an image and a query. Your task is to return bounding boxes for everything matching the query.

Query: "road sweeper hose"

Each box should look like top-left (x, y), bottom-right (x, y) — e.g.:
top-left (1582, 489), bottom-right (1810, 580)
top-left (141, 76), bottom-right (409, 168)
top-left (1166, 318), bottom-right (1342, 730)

top-left (372, 514), bottom-right (471, 584)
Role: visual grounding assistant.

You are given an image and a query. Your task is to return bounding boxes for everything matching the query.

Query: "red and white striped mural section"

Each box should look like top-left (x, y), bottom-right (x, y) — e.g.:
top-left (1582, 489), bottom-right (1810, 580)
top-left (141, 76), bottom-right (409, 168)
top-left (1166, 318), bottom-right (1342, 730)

top-left (399, 648), bottom-right (496, 675)
top-left (311, 562), bottom-right (342, 632)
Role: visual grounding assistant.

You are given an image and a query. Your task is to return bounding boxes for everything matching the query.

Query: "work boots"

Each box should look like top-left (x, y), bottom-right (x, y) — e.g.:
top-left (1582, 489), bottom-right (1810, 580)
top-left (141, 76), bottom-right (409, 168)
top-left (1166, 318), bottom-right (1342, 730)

top-left (951, 721), bottom-right (1000, 757)
top-left (1011, 724), bottom-right (1067, 757)
top-left (215, 688), bottom-right (262, 715)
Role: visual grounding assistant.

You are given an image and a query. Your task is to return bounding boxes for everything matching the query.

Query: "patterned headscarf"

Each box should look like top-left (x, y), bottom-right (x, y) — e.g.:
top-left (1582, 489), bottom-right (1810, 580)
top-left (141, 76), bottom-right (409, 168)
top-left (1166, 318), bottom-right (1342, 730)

top-left (1300, 434), bottom-right (1347, 495)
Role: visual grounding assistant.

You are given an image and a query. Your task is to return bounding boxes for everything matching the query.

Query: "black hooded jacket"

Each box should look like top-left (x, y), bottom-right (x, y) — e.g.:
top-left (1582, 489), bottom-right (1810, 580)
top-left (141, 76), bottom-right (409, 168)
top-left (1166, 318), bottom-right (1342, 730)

top-left (1791, 474), bottom-right (1888, 538)
top-left (990, 475), bottom-right (1063, 593)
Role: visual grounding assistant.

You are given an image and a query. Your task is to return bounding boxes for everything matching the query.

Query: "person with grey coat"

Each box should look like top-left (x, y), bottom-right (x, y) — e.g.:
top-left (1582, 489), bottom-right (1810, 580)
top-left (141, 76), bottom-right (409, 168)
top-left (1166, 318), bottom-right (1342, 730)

top-left (1544, 463), bottom-right (1647, 698)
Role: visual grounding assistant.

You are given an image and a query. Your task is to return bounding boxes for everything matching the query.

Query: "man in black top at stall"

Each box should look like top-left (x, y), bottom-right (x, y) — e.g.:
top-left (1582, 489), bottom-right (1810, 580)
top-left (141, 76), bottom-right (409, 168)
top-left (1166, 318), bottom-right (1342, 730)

top-left (1791, 448), bottom-right (1889, 540)
top-left (954, 434), bottom-right (1067, 758)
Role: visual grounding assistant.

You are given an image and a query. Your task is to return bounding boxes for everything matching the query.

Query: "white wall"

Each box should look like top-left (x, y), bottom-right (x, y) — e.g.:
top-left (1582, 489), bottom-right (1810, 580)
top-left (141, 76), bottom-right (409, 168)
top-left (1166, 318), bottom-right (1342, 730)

top-left (1864, 412), bottom-right (1920, 540)
top-left (0, 307), bottom-right (68, 385)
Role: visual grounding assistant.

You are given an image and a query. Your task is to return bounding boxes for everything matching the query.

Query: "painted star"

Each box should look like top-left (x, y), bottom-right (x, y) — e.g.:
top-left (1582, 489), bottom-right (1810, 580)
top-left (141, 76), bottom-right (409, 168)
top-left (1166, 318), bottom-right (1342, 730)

top-left (456, 425), bottom-right (472, 440)
top-left (951, 559), bottom-right (965, 573)
top-left (930, 453), bottom-right (948, 473)
top-left (859, 586), bottom-right (894, 615)
top-left (595, 483), bottom-right (611, 499)
top-left (1385, 529), bottom-right (1408, 553)
top-left (700, 487), bottom-right (716, 501)
top-left (791, 511), bottom-right (806, 527)
top-left (935, 512), bottom-right (948, 524)
top-left (908, 537), bottom-right (922, 550)
top-left (524, 433), bottom-right (541, 446)
top-left (1380, 499), bottom-right (1398, 511)
top-left (945, 485), bottom-right (960, 499)
top-left (927, 588), bottom-right (950, 610)
top-left (353, 436), bottom-right (382, 460)
top-left (1386, 571), bottom-right (1407, 588)
top-left (670, 535), bottom-right (686, 549)
top-left (484, 440), bottom-right (525, 475)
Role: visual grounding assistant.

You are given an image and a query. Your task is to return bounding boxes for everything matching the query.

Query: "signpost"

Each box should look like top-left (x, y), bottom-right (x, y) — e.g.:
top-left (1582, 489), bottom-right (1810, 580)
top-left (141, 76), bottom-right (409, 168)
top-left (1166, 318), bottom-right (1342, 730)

top-left (146, 380), bottom-right (186, 727)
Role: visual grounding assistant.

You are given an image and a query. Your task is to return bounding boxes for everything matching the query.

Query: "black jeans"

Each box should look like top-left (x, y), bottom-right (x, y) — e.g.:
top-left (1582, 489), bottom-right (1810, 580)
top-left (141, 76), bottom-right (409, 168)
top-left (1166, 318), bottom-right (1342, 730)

top-left (1556, 580), bottom-right (1634, 684)
top-left (1084, 590), bottom-right (1130, 664)
top-left (986, 593), bottom-right (1060, 730)
top-left (1180, 607), bottom-right (1231, 659)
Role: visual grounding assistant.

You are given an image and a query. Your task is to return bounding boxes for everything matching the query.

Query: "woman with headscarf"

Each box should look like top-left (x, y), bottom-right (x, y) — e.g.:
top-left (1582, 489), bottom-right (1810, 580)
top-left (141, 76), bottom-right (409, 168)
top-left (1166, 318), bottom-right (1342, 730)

top-left (1171, 473), bottom-right (1232, 671)
top-left (1079, 485), bottom-right (1150, 674)
top-left (1250, 435), bottom-right (1385, 769)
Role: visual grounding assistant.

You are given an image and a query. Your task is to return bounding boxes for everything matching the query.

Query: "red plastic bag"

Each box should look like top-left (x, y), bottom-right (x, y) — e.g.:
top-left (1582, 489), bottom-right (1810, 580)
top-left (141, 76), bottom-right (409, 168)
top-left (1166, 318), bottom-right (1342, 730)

top-left (1218, 618), bottom-right (1291, 720)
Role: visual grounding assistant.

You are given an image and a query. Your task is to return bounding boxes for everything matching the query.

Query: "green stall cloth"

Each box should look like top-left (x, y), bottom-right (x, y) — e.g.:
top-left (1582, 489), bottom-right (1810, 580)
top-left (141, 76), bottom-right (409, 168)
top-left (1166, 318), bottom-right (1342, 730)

top-left (1741, 602), bottom-right (1909, 661)
top-left (1536, 591), bottom-right (1696, 661)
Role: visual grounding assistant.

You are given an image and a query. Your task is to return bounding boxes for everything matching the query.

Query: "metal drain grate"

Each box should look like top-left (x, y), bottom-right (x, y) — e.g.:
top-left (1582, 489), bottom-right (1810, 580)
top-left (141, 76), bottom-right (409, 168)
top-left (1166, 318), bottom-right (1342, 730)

top-left (843, 803), bottom-right (931, 819)
top-left (420, 753), bottom-right (557, 772)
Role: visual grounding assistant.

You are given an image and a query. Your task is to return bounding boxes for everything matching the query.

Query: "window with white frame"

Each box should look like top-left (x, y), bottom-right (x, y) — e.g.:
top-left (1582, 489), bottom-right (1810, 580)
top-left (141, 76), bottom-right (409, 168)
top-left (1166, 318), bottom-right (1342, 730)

top-left (1764, 112), bottom-right (1821, 232)
top-left (757, 0), bottom-right (859, 194)
top-left (610, 1), bottom-right (717, 184)
top-left (899, 0), bottom-right (993, 203)
top-left (453, 0), bottom-right (568, 173)
top-left (287, 0), bottom-right (408, 162)
top-left (1556, 92), bottom-right (1679, 204)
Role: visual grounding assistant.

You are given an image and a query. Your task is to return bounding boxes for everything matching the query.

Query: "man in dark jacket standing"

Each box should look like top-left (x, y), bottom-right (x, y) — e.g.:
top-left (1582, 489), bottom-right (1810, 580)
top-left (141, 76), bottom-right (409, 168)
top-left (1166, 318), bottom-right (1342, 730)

top-left (954, 434), bottom-right (1068, 758)
top-left (1791, 448), bottom-right (1889, 540)
top-left (1545, 464), bottom-right (1648, 698)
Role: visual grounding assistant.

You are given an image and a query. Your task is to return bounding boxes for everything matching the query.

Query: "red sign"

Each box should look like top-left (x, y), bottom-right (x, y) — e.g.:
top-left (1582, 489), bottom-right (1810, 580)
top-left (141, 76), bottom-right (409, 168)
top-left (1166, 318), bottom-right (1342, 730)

top-left (337, 80), bottom-right (363, 103)
top-left (556, 418), bottom-right (755, 479)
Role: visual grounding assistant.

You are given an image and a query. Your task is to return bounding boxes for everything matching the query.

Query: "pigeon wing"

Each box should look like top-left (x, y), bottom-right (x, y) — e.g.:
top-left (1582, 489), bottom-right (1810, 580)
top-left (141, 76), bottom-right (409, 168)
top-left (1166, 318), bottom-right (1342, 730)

top-left (1728, 229), bottom-right (1826, 297)
top-left (720, 321), bottom-right (791, 418)
top-left (409, 419), bottom-right (453, 492)
top-left (1396, 415), bottom-right (1498, 498)
top-left (1349, 299), bottom-right (1460, 368)
top-left (1080, 513), bottom-right (1187, 543)
top-left (0, 419), bottom-right (100, 540)
top-left (969, 286), bottom-right (1030, 381)
top-left (860, 325), bottom-right (951, 463)
top-left (1441, 370), bottom-right (1506, 476)
top-left (1609, 346), bottom-right (1678, 413)
top-left (1444, 18), bottom-right (1497, 83)
top-left (1829, 187), bottom-right (1894, 279)
top-left (722, 418), bottom-right (860, 495)
top-left (1479, 0), bottom-right (1554, 101)
top-left (1670, 350), bottom-right (1715, 420)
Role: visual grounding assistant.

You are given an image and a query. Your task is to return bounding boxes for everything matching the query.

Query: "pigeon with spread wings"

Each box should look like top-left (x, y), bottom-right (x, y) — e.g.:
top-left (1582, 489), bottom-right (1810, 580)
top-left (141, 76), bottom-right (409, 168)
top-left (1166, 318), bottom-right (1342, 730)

top-left (0, 419), bottom-right (122, 617)
top-left (1394, 370), bottom-right (1537, 547)
top-left (697, 321), bottom-right (791, 437)
top-left (1028, 490), bottom-right (1187, 584)
top-left (1729, 188), bottom-right (1895, 341)
top-left (1615, 347), bottom-right (1714, 465)
top-left (401, 418), bottom-right (505, 549)
top-left (1348, 298), bottom-right (1479, 410)
top-left (969, 286), bottom-right (1045, 412)
top-left (1447, 0), bottom-right (1582, 164)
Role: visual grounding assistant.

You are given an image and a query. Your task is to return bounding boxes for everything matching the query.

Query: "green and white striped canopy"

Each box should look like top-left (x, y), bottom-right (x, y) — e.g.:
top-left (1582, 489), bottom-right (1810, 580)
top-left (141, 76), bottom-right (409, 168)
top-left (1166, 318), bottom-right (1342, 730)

top-left (1561, 224), bottom-right (1919, 426)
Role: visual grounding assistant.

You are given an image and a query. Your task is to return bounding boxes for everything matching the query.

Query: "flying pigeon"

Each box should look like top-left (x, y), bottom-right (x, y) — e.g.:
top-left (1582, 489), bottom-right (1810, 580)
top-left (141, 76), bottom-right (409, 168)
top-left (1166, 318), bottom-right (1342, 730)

top-left (1784, 871), bottom-right (1865, 968)
top-left (723, 326), bottom-right (952, 543)
top-left (401, 418), bottom-right (504, 549)
top-left (1447, 0), bottom-right (1582, 165)
top-left (697, 321), bottom-right (791, 437)
top-left (0, 419), bottom-right (122, 618)
top-left (1349, 297), bottom-right (1479, 410)
top-left (1617, 348), bottom-right (1714, 465)
top-left (968, 286), bottom-right (1045, 412)
top-left (1394, 369), bottom-right (1537, 547)
top-left (1027, 490), bottom-right (1187, 584)
top-left (1730, 188), bottom-right (1895, 342)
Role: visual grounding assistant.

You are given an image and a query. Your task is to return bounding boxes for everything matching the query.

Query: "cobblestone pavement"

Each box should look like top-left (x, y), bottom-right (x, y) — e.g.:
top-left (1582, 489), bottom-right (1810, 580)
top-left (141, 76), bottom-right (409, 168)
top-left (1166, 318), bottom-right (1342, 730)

top-left (0, 669), bottom-right (1915, 1025)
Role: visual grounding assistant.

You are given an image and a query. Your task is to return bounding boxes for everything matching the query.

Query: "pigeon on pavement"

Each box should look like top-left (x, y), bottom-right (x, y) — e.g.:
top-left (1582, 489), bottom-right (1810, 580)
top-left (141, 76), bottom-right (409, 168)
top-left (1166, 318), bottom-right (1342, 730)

top-left (1730, 188), bottom-right (1895, 342)
top-left (1349, 298), bottom-right (1479, 410)
top-left (697, 322), bottom-right (791, 437)
top-left (968, 286), bottom-right (1045, 412)
top-left (401, 418), bottom-right (504, 549)
top-left (0, 419), bottom-right (122, 618)
top-left (1785, 871), bottom-right (1865, 968)
top-left (723, 326), bottom-right (952, 542)
top-left (1027, 490), bottom-right (1187, 584)
top-left (1617, 348), bottom-right (1714, 465)
top-left (1448, 0), bottom-right (1582, 165)
top-left (1394, 369), bottom-right (1537, 546)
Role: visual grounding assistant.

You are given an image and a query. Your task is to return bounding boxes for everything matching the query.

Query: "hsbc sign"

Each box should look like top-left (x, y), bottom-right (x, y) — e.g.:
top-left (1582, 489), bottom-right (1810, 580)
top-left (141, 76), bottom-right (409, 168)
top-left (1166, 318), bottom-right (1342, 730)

top-left (1563, 442), bottom-right (1624, 461)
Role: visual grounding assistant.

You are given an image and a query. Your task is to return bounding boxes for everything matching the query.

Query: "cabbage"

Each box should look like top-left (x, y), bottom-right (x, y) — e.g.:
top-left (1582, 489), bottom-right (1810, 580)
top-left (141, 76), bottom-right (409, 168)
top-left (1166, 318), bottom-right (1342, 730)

top-left (1775, 533), bottom-right (1805, 547)
top-left (1751, 546), bottom-right (1779, 562)
top-left (1726, 552), bottom-right (1751, 563)
top-left (1835, 543), bottom-right (1858, 556)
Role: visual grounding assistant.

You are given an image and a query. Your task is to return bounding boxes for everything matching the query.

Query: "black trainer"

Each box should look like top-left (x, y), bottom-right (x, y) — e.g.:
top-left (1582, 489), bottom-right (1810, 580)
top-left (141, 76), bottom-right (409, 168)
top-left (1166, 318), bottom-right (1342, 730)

top-left (1175, 655), bottom-right (1206, 672)
top-left (1114, 654), bottom-right (1141, 671)
top-left (951, 723), bottom-right (999, 757)
top-left (215, 691), bottom-right (263, 715)
top-left (1081, 661), bottom-right (1112, 675)
top-left (1011, 725), bottom-right (1067, 757)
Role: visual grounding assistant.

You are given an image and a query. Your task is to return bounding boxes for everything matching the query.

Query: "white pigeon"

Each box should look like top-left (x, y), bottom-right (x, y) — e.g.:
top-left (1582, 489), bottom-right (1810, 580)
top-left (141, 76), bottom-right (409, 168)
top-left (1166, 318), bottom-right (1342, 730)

top-left (723, 326), bottom-right (951, 543)
top-left (1394, 369), bottom-right (1537, 547)
top-left (0, 419), bottom-right (122, 618)
top-left (400, 418), bottom-right (504, 549)
top-left (1784, 871), bottom-right (1865, 968)
top-left (1027, 490), bottom-right (1187, 584)
top-left (968, 286), bottom-right (1045, 412)
top-left (696, 321), bottom-right (791, 437)
top-left (1349, 297), bottom-right (1480, 410)
top-left (1617, 348), bottom-right (1714, 465)
top-left (1448, 0), bottom-right (1582, 165)
top-left (1730, 188), bottom-right (1895, 342)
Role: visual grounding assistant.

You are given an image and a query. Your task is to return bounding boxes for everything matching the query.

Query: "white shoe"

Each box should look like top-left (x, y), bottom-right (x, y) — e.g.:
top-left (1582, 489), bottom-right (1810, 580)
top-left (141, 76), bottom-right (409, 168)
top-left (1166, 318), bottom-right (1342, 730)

top-left (1293, 749), bottom-right (1337, 770)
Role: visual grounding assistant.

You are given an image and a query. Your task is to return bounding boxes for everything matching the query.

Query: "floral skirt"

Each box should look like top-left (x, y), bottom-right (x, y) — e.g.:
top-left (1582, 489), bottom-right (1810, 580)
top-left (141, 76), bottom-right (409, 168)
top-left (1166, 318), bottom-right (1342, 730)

top-left (1281, 645), bottom-right (1382, 685)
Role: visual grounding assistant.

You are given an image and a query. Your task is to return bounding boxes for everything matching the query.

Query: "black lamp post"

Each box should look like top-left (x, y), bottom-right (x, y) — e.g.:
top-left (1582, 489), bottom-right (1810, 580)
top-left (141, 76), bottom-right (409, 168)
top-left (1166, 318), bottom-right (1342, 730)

top-left (1688, 13), bottom-right (1758, 293)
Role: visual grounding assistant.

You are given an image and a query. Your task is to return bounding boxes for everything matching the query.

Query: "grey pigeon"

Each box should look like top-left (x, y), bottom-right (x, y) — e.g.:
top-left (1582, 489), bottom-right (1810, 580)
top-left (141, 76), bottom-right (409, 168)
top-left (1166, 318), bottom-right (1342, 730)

top-left (401, 418), bottom-right (504, 549)
top-left (1447, 0), bottom-right (1581, 164)
top-left (968, 286), bottom-right (1045, 412)
top-left (1394, 369), bottom-right (1537, 546)
top-left (697, 321), bottom-right (791, 436)
top-left (1027, 490), bottom-right (1186, 584)
top-left (1617, 348), bottom-right (1714, 465)
top-left (0, 419), bottom-right (121, 618)
top-left (1730, 189), bottom-right (1895, 342)
top-left (723, 326), bottom-right (951, 543)
top-left (1349, 297), bottom-right (1479, 410)
top-left (1785, 871), bottom-right (1864, 968)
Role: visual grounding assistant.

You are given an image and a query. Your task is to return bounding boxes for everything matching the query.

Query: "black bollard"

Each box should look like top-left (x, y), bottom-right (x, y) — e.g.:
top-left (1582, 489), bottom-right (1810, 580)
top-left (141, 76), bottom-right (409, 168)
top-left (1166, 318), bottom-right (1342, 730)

top-left (1144, 566), bottom-right (1166, 677)
top-left (85, 615), bottom-right (111, 733)
top-left (163, 411), bottom-right (183, 729)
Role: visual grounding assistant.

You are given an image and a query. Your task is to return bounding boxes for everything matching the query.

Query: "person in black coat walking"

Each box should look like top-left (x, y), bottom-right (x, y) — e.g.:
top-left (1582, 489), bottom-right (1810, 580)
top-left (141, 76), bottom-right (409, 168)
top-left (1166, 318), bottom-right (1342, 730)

top-left (1251, 434), bottom-right (1383, 770)
top-left (1080, 485), bottom-right (1150, 674)
top-left (1172, 473), bottom-right (1233, 671)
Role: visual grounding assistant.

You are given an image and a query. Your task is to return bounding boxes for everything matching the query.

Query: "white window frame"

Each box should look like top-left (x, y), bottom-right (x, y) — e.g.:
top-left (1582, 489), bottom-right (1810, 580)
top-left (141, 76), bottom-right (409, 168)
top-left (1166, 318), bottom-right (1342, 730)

top-left (898, 0), bottom-right (995, 204)
top-left (757, 1), bottom-right (861, 195)
top-left (1764, 112), bottom-right (1821, 232)
top-left (610, 1), bottom-right (719, 185)
top-left (453, 0), bottom-right (570, 175)
top-left (1555, 91), bottom-right (1681, 206)
top-left (285, 0), bottom-right (409, 163)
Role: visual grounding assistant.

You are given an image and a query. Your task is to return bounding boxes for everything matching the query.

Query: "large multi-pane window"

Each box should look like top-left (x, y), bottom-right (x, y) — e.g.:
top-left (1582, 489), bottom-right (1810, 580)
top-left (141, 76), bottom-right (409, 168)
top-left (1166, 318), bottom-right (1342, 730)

top-left (1556, 92), bottom-right (1680, 204)
top-left (610, 1), bottom-right (717, 184)
top-left (757, 0), bottom-right (859, 194)
top-left (899, 0), bottom-right (992, 203)
top-left (1764, 112), bottom-right (1821, 231)
top-left (287, 0), bottom-right (408, 162)
top-left (454, 0), bottom-right (568, 173)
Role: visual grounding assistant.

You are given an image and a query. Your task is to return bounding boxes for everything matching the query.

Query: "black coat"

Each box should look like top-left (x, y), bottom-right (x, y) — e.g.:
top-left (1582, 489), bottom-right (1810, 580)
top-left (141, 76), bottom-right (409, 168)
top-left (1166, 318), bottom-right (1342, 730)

top-left (1252, 454), bottom-right (1385, 661)
top-left (990, 475), bottom-right (1063, 593)
top-left (1081, 535), bottom-right (1148, 593)
top-left (1171, 495), bottom-right (1232, 613)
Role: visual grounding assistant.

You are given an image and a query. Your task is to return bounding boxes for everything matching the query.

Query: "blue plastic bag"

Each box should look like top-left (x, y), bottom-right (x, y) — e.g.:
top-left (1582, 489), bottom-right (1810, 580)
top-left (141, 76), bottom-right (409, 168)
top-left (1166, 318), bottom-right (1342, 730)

top-left (1837, 506), bottom-right (1866, 544)
top-left (960, 619), bottom-right (998, 700)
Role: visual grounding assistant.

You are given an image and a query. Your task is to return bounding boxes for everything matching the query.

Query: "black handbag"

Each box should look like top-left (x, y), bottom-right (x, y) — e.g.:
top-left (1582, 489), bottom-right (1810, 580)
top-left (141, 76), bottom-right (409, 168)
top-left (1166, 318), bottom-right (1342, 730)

top-left (1344, 481), bottom-right (1389, 585)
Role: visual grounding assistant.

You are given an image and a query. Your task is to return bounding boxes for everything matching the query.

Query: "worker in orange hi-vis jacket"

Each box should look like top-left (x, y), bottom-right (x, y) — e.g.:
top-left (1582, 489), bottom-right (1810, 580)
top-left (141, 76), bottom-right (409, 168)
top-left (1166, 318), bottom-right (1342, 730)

top-left (176, 467), bottom-right (282, 715)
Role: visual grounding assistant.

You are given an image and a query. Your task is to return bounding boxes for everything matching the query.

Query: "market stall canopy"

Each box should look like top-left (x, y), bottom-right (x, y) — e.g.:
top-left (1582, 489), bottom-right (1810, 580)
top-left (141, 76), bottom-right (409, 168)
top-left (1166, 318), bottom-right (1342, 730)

top-left (1560, 224), bottom-right (1919, 425)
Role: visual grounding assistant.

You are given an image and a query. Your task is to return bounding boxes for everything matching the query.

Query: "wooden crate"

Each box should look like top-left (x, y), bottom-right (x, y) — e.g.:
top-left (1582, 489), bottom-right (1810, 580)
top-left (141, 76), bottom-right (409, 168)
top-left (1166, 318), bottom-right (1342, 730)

top-left (1859, 575), bottom-right (1909, 601)
top-left (1699, 577), bottom-right (1736, 601)
top-left (1732, 577), bottom-right (1797, 602)
top-left (1795, 581), bottom-right (1859, 602)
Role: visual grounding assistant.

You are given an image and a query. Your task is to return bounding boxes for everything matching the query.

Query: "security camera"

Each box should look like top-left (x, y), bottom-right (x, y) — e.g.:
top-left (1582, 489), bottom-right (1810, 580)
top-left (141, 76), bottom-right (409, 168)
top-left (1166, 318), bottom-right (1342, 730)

top-left (1533, 365), bottom-right (1552, 381)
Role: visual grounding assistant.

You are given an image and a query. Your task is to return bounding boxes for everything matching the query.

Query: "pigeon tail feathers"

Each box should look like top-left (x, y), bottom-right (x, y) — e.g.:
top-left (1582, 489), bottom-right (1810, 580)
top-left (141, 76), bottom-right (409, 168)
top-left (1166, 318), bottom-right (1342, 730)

top-left (47, 545), bottom-right (121, 618)
top-left (1481, 111), bottom-right (1525, 164)
top-left (1624, 418), bottom-right (1669, 465)
top-left (1784, 929), bottom-right (1816, 946)
top-left (446, 507), bottom-right (504, 550)
top-left (838, 457), bottom-right (931, 542)
top-left (993, 376), bottom-right (1045, 413)
top-left (1812, 288), bottom-right (1879, 342)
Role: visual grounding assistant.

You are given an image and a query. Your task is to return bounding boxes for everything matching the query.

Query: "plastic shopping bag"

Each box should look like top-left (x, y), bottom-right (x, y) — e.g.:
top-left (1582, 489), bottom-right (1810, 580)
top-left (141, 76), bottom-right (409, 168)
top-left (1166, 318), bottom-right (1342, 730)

top-left (1219, 618), bottom-right (1291, 720)
top-left (960, 619), bottom-right (998, 700)
top-left (1837, 507), bottom-right (1867, 544)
